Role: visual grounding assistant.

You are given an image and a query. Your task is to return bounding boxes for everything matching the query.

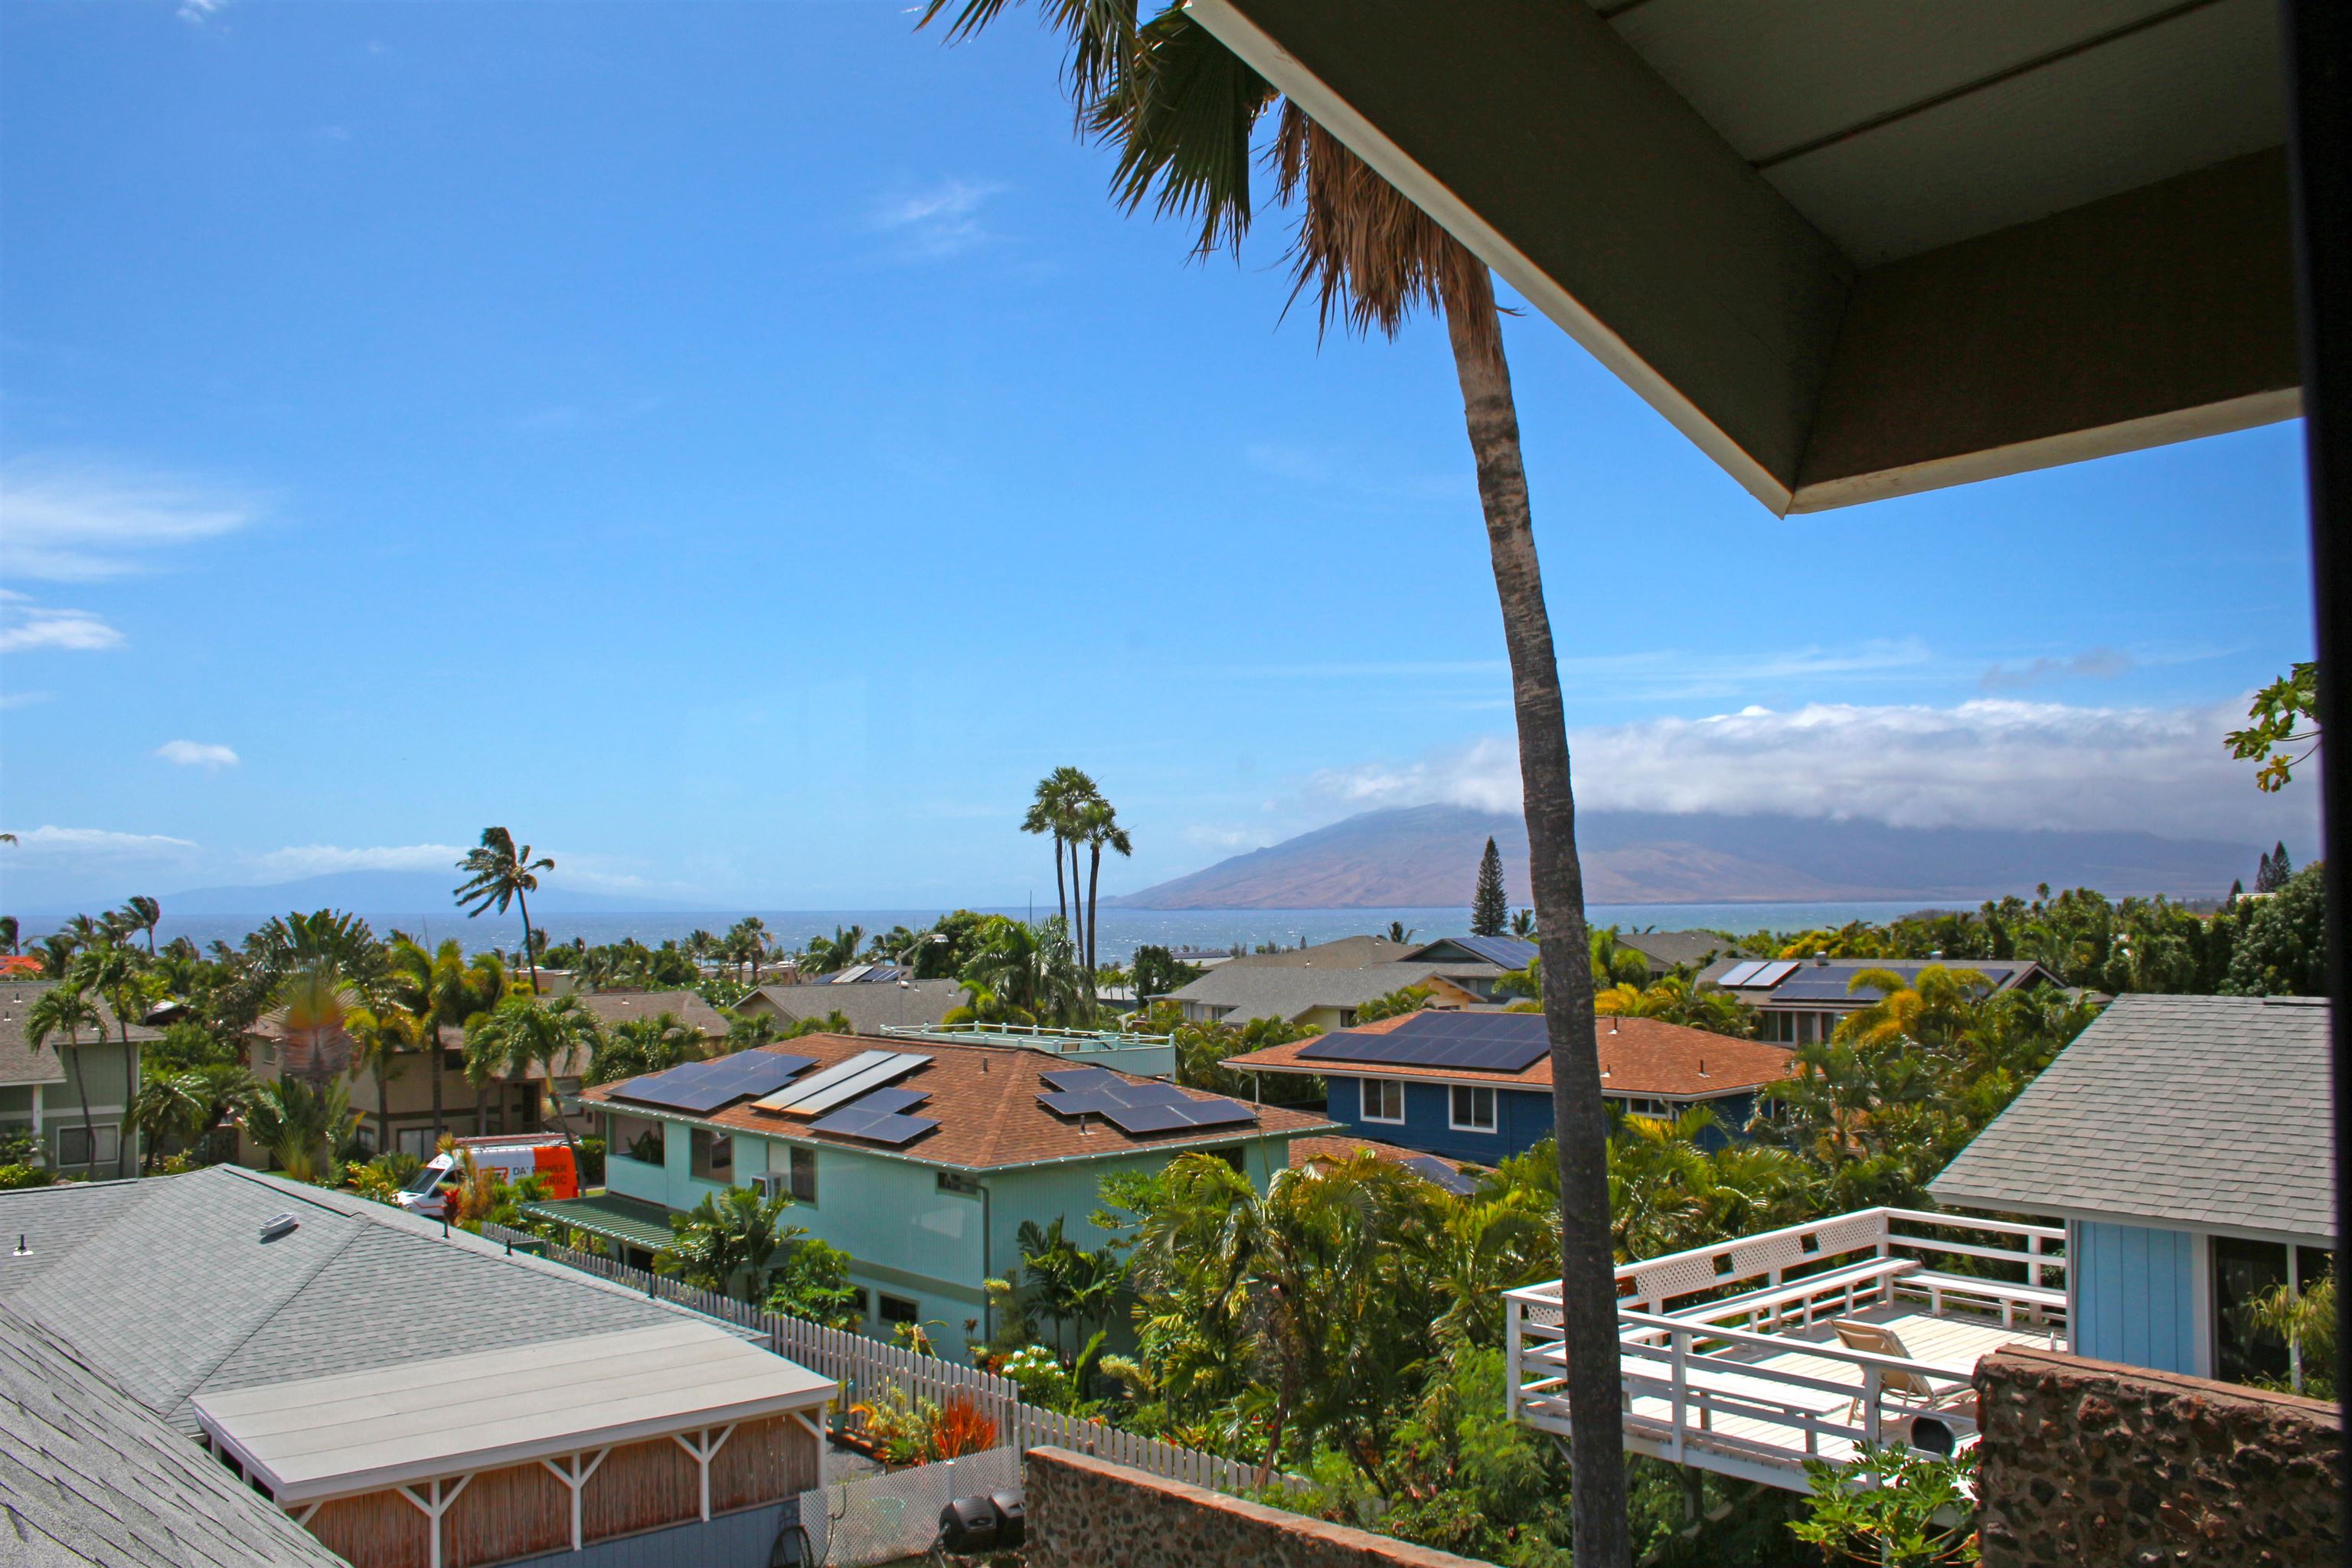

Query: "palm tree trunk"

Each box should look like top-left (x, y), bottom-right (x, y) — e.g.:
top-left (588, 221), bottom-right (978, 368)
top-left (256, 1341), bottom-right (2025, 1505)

top-left (113, 1011), bottom-right (134, 1179)
top-left (70, 1034), bottom-right (97, 1178)
top-left (1443, 273), bottom-right (1628, 1568)
top-left (516, 887), bottom-right (541, 995)
top-left (1052, 838), bottom-right (1069, 929)
top-left (378, 1063), bottom-right (393, 1157)
top-left (429, 1023), bottom-right (446, 1145)
top-left (1086, 842), bottom-right (1102, 981)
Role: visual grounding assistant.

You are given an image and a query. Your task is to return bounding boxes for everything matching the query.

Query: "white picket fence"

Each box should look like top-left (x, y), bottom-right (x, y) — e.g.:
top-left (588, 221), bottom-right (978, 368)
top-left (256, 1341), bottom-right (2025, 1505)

top-left (483, 1223), bottom-right (1269, 1496)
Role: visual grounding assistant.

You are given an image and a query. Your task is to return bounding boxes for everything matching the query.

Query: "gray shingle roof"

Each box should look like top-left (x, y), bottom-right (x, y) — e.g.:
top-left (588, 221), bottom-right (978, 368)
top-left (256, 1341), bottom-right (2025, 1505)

top-left (742, 978), bottom-right (965, 1034)
top-left (0, 1297), bottom-right (346, 1566)
top-left (1929, 994), bottom-right (2334, 1242)
top-left (0, 979), bottom-right (162, 1089)
top-left (1611, 930), bottom-right (1733, 970)
top-left (0, 1165), bottom-right (743, 1435)
top-left (1163, 961), bottom-right (1471, 1022)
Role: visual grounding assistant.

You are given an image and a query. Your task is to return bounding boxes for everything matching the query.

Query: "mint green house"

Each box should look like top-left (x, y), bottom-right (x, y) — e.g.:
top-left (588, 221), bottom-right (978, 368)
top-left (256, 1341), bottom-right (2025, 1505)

top-left (550, 1036), bottom-right (1329, 1358)
top-left (0, 980), bottom-right (155, 1179)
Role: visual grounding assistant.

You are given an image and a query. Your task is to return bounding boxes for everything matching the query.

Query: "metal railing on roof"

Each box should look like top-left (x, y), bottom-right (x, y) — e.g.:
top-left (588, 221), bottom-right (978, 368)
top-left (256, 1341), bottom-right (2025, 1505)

top-left (876, 1021), bottom-right (1174, 1054)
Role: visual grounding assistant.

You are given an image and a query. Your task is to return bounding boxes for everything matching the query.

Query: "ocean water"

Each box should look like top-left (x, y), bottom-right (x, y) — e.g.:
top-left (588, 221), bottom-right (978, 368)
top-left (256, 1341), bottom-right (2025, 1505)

top-left (114, 901), bottom-right (1943, 963)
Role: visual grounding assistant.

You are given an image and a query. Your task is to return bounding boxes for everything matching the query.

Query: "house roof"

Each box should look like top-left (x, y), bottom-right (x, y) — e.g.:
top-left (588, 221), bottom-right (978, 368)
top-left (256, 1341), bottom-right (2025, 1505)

top-left (1196, 935), bottom-right (1429, 972)
top-left (0, 1297), bottom-right (349, 1568)
top-left (1408, 935), bottom-right (1537, 970)
top-left (0, 978), bottom-right (162, 1089)
top-left (1162, 962), bottom-right (1483, 1023)
top-left (559, 989), bottom-right (733, 1037)
top-left (1229, 1009), bottom-right (1794, 1099)
top-left (740, 979), bottom-right (966, 1034)
top-left (1612, 930), bottom-right (1734, 971)
top-left (1696, 956), bottom-right (2049, 1004)
top-left (1289, 1134), bottom-right (1488, 1197)
top-left (0, 1165), bottom-right (753, 1435)
top-left (1930, 994), bottom-right (2334, 1243)
top-left (586, 1034), bottom-right (1331, 1171)
top-left (194, 1320), bottom-right (831, 1505)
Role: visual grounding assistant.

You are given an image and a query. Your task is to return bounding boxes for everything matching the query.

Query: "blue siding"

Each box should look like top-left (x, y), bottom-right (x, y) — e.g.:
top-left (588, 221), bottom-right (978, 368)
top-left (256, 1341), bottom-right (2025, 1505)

top-left (1324, 1076), bottom-right (1551, 1161)
top-left (2074, 1220), bottom-right (2197, 1374)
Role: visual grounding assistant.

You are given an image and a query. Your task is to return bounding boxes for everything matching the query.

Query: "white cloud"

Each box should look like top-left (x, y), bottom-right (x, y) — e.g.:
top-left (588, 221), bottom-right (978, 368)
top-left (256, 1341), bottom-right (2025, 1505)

top-left (178, 0), bottom-right (227, 23)
top-left (0, 594), bottom-right (122, 652)
top-left (252, 843), bottom-right (466, 877)
top-left (155, 740), bottom-right (240, 769)
top-left (1312, 697), bottom-right (2318, 842)
top-left (0, 457), bottom-right (261, 581)
top-left (0, 825), bottom-right (201, 857)
top-left (871, 179), bottom-right (1005, 259)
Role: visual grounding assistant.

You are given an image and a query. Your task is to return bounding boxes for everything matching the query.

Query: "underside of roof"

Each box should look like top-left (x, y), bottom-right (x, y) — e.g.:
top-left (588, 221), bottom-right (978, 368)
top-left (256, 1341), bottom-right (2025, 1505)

top-left (1191, 0), bottom-right (2298, 514)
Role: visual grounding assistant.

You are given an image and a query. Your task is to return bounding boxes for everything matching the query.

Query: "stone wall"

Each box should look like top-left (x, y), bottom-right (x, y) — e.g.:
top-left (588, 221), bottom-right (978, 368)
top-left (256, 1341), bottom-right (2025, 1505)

top-left (1975, 1345), bottom-right (2341, 1566)
top-left (1021, 1446), bottom-right (1492, 1568)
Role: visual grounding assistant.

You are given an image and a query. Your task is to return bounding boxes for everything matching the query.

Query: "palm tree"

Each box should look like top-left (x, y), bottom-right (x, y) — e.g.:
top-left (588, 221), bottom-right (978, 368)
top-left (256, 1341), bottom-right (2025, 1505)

top-left (2, 915), bottom-right (22, 956)
top-left (267, 963), bottom-right (361, 1083)
top-left (1073, 795), bottom-right (1132, 976)
top-left (1384, 920), bottom-right (1416, 946)
top-left (589, 1011), bottom-right (703, 1086)
top-left (27, 985), bottom-right (106, 1173)
top-left (385, 937), bottom-right (505, 1143)
top-left (116, 896), bottom-right (162, 956)
top-left (1022, 766), bottom-right (1098, 929)
top-left (804, 924), bottom-right (865, 976)
top-left (131, 1070), bottom-right (214, 1172)
top-left (247, 1075), bottom-right (357, 1184)
top-left (454, 827), bottom-right (554, 994)
top-left (466, 992), bottom-right (596, 1144)
top-left (922, 10), bottom-right (1623, 1551)
top-left (656, 1184), bottom-right (794, 1301)
top-left (345, 1000), bottom-right (420, 1155)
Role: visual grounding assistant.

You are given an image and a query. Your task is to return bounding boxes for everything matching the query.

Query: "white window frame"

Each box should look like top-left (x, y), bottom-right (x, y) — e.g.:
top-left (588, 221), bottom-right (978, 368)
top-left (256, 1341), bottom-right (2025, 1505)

top-left (1359, 1077), bottom-right (1405, 1125)
top-left (1448, 1085), bottom-right (1497, 1134)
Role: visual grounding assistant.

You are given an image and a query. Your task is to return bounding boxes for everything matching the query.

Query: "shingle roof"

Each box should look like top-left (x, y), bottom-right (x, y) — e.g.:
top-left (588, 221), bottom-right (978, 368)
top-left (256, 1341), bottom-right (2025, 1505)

top-left (0, 1165), bottom-right (740, 1434)
top-left (0, 979), bottom-right (162, 1089)
top-left (1408, 936), bottom-right (1538, 969)
top-left (1612, 930), bottom-right (1734, 970)
top-left (741, 979), bottom-right (965, 1034)
top-left (1194, 935), bottom-right (1430, 972)
top-left (559, 989), bottom-right (732, 1037)
top-left (0, 1297), bottom-right (348, 1567)
top-left (586, 1034), bottom-right (1331, 1171)
top-left (1162, 962), bottom-right (1481, 1022)
top-left (1929, 994), bottom-right (2334, 1241)
top-left (1228, 1009), bottom-right (1794, 1098)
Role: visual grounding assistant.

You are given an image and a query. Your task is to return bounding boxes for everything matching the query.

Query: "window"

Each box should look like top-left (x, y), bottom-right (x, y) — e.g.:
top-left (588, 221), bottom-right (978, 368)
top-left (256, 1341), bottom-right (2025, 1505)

top-left (789, 1146), bottom-right (818, 1204)
top-left (1337, 1008), bottom-right (1360, 1027)
top-left (1449, 1086), bottom-right (1497, 1133)
top-left (56, 1124), bottom-right (119, 1168)
top-left (690, 1128), bottom-right (733, 1181)
top-left (611, 1115), bottom-right (665, 1165)
top-left (936, 1170), bottom-right (982, 1196)
top-left (850, 1287), bottom-right (873, 1319)
top-left (878, 1293), bottom-right (920, 1326)
top-left (1360, 1078), bottom-right (1405, 1125)
top-left (2213, 1236), bottom-right (2337, 1387)
top-left (1205, 1145), bottom-right (1246, 1174)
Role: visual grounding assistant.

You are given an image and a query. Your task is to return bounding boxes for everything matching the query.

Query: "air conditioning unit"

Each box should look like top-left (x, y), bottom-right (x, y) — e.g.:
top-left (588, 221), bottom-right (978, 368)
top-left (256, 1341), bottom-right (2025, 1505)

top-left (755, 1173), bottom-right (787, 1200)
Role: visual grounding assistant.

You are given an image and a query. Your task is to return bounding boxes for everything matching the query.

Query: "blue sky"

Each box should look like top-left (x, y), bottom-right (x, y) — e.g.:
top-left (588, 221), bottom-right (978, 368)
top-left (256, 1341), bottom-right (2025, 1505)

top-left (0, 0), bottom-right (2322, 912)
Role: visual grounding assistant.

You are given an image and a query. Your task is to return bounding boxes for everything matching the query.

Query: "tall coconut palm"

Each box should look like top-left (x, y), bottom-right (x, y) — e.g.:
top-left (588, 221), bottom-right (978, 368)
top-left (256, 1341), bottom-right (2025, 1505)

top-left (345, 1000), bottom-right (422, 1156)
top-left (384, 937), bottom-right (505, 1144)
top-left (1073, 795), bottom-right (1131, 975)
top-left (1022, 766), bottom-right (1097, 928)
top-left (466, 992), bottom-right (596, 1145)
top-left (27, 985), bottom-right (106, 1174)
top-left (0, 916), bottom-right (17, 956)
top-left (921, 9), bottom-right (1624, 1553)
top-left (454, 827), bottom-right (554, 994)
top-left (116, 896), bottom-right (162, 956)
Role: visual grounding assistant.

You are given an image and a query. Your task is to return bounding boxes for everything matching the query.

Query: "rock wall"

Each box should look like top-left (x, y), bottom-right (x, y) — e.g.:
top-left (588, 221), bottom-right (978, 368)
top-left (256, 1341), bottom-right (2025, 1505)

top-left (1021, 1446), bottom-right (1491, 1568)
top-left (1975, 1345), bottom-right (2341, 1566)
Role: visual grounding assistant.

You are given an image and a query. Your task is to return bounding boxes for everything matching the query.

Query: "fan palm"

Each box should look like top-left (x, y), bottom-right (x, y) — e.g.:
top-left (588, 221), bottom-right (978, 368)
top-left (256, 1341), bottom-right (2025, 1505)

top-left (923, 8), bottom-right (1622, 1547)
top-left (453, 827), bottom-right (554, 994)
top-left (267, 963), bottom-right (361, 1083)
top-left (26, 985), bottom-right (106, 1173)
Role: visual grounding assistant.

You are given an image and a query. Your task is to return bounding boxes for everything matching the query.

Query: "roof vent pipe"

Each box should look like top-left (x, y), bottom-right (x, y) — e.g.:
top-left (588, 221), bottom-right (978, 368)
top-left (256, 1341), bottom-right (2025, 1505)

top-left (12, 1234), bottom-right (28, 1257)
top-left (1814, 952), bottom-right (1829, 966)
top-left (258, 1214), bottom-right (299, 1243)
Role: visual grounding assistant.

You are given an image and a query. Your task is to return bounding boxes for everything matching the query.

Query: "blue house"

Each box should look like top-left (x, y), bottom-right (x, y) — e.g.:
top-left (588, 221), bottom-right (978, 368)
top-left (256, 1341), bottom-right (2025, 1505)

top-left (1226, 1009), bottom-right (1794, 1164)
top-left (1932, 993), bottom-right (2334, 1385)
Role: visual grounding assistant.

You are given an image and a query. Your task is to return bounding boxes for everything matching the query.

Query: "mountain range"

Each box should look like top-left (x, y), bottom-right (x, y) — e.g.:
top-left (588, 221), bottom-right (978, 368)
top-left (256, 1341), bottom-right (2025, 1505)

top-left (1107, 805), bottom-right (2256, 909)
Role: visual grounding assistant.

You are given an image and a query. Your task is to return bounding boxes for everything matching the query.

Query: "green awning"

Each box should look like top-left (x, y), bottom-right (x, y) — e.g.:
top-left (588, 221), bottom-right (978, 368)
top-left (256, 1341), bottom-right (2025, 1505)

top-left (519, 1193), bottom-right (678, 1253)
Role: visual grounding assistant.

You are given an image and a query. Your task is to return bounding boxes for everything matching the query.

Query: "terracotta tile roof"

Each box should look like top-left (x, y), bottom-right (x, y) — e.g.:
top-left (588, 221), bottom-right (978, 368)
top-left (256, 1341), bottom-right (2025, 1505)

top-left (1288, 1133), bottom-right (1488, 1176)
top-left (1227, 1011), bottom-right (1793, 1099)
top-left (584, 1034), bottom-right (1334, 1171)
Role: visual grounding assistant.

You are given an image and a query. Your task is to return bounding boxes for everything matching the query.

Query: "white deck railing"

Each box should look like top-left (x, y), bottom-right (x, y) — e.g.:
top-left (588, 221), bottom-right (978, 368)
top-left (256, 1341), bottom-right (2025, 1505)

top-left (1504, 1207), bottom-right (2066, 1484)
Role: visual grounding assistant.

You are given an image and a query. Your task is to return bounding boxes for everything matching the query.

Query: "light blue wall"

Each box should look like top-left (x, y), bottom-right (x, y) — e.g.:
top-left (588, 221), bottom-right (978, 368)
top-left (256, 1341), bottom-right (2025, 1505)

top-left (2073, 1219), bottom-right (2198, 1374)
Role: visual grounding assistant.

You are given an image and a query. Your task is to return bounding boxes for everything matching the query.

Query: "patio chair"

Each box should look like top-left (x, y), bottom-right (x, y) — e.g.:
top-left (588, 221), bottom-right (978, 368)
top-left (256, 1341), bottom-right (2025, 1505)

top-left (1832, 1319), bottom-right (1974, 1426)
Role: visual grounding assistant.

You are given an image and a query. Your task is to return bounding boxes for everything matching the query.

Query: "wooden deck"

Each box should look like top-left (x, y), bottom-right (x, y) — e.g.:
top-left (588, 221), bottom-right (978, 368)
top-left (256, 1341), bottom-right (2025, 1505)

top-left (1504, 1207), bottom-right (2067, 1491)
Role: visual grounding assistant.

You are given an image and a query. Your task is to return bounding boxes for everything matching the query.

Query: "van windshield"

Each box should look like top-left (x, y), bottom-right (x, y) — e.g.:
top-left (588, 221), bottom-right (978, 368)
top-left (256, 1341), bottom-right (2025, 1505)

top-left (400, 1163), bottom-right (446, 1197)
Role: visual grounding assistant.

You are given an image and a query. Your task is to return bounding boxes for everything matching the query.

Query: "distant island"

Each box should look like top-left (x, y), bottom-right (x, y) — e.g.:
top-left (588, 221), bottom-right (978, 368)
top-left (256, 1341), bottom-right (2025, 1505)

top-left (1106, 805), bottom-right (2256, 910)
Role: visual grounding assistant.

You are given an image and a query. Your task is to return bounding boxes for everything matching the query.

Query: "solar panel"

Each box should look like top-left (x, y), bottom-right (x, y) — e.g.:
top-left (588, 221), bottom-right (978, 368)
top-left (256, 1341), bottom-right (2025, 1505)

top-left (612, 1053), bottom-right (815, 1114)
top-left (1749, 960), bottom-right (1799, 988)
top-left (753, 1050), bottom-right (898, 1112)
top-left (1402, 1155), bottom-right (1478, 1197)
top-left (1040, 1066), bottom-right (1122, 1094)
top-left (773, 1053), bottom-right (932, 1118)
top-left (1718, 960), bottom-right (1766, 987)
top-left (807, 1105), bottom-right (939, 1145)
top-left (1098, 1096), bottom-right (1256, 1135)
top-left (842, 1086), bottom-right (930, 1116)
top-left (1295, 1011), bottom-right (1549, 1073)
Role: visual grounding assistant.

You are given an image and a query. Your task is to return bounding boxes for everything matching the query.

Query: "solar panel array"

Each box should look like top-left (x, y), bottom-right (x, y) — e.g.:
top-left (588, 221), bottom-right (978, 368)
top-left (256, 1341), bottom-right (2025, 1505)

top-left (753, 1050), bottom-right (930, 1116)
top-left (1034, 1067), bottom-right (1256, 1136)
top-left (808, 1102), bottom-right (939, 1145)
top-left (1402, 1154), bottom-right (1478, 1197)
top-left (1295, 1010), bottom-right (1549, 1073)
top-left (612, 1052), bottom-right (815, 1114)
